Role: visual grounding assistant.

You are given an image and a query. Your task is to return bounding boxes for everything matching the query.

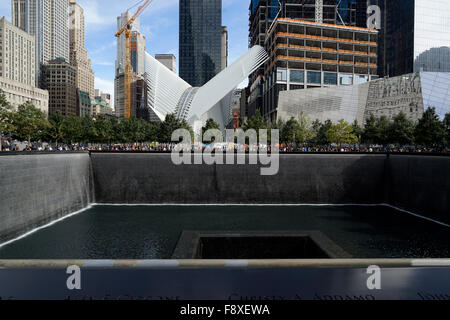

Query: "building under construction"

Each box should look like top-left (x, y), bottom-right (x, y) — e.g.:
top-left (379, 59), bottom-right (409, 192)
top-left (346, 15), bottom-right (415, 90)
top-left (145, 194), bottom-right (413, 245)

top-left (247, 0), bottom-right (373, 120)
top-left (262, 18), bottom-right (378, 121)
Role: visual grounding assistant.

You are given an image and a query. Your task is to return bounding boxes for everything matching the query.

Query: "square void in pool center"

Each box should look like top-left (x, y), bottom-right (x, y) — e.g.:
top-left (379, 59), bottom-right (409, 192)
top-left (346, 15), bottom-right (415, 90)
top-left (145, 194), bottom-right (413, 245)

top-left (172, 231), bottom-right (352, 259)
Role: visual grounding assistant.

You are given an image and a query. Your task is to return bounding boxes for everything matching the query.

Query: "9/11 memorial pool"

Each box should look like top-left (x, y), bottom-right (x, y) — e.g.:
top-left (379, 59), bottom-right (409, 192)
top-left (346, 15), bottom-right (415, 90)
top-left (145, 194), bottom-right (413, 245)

top-left (0, 205), bottom-right (448, 260)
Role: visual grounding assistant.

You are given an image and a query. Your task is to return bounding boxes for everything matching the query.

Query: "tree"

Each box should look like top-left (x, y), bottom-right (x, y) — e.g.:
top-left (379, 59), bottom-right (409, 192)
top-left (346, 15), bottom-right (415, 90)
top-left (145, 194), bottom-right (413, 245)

top-left (11, 101), bottom-right (48, 147)
top-left (362, 114), bottom-right (379, 144)
top-left (46, 111), bottom-right (65, 145)
top-left (316, 119), bottom-right (332, 145)
top-left (201, 118), bottom-right (221, 143)
top-left (80, 115), bottom-right (97, 143)
top-left (243, 109), bottom-right (267, 134)
top-left (376, 116), bottom-right (391, 145)
top-left (94, 115), bottom-right (114, 144)
top-left (159, 113), bottom-right (193, 143)
top-left (390, 112), bottom-right (415, 145)
top-left (144, 121), bottom-right (160, 143)
top-left (297, 113), bottom-right (315, 144)
top-left (352, 120), bottom-right (363, 144)
top-left (62, 114), bottom-right (83, 144)
top-left (414, 107), bottom-right (445, 147)
top-left (443, 113), bottom-right (450, 148)
top-left (326, 119), bottom-right (358, 147)
top-left (281, 117), bottom-right (300, 143)
top-left (0, 90), bottom-right (15, 150)
top-left (118, 117), bottom-right (149, 143)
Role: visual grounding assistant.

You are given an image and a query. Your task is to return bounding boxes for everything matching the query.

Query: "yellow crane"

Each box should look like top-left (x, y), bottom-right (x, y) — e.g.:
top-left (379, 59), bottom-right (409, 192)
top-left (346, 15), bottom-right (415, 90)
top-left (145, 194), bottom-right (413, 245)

top-left (115, 0), bottom-right (152, 119)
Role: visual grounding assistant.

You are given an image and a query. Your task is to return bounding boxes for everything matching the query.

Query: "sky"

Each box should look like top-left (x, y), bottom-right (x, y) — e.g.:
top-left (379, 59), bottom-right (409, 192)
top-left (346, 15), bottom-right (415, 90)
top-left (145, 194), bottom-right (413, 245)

top-left (0, 0), bottom-right (250, 102)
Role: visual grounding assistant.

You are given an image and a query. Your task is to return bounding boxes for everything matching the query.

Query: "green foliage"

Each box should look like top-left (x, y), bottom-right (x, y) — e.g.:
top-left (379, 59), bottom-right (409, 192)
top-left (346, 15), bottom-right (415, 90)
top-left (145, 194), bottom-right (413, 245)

top-left (280, 117), bottom-right (299, 143)
top-left (414, 107), bottom-right (445, 147)
top-left (376, 116), bottom-right (391, 145)
top-left (118, 117), bottom-right (146, 143)
top-left (316, 119), bottom-right (333, 145)
top-left (444, 113), bottom-right (450, 148)
top-left (390, 112), bottom-right (415, 145)
top-left (362, 114), bottom-right (378, 144)
top-left (94, 115), bottom-right (114, 143)
top-left (352, 120), bottom-right (363, 143)
top-left (242, 109), bottom-right (267, 134)
top-left (158, 113), bottom-right (193, 143)
top-left (201, 118), bottom-right (221, 143)
top-left (80, 115), bottom-right (98, 143)
top-left (0, 89), bottom-right (15, 137)
top-left (62, 114), bottom-right (83, 144)
top-left (326, 119), bottom-right (358, 146)
top-left (46, 111), bottom-right (64, 144)
top-left (11, 101), bottom-right (48, 146)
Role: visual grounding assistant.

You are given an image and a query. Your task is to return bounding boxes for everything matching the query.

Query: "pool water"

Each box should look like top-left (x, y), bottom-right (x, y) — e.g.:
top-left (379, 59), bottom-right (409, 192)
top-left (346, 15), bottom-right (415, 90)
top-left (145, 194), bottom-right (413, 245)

top-left (0, 205), bottom-right (448, 259)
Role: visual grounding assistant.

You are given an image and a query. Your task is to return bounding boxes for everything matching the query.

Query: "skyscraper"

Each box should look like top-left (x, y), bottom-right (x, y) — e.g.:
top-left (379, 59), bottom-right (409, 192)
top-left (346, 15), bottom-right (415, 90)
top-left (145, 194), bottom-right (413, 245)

top-left (155, 54), bottom-right (177, 73)
top-left (41, 58), bottom-right (77, 117)
top-left (114, 12), bottom-right (146, 120)
top-left (11, 0), bottom-right (70, 86)
top-left (179, 0), bottom-right (222, 87)
top-left (221, 26), bottom-right (228, 70)
top-left (115, 12), bottom-right (145, 76)
top-left (69, 0), bottom-right (95, 100)
top-left (0, 17), bottom-right (35, 86)
top-left (356, 0), bottom-right (450, 77)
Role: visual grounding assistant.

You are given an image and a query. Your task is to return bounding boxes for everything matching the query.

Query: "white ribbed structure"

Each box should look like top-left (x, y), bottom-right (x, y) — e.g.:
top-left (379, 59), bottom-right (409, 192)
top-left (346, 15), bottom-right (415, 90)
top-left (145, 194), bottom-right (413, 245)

top-left (143, 53), bottom-right (190, 121)
top-left (143, 45), bottom-right (268, 128)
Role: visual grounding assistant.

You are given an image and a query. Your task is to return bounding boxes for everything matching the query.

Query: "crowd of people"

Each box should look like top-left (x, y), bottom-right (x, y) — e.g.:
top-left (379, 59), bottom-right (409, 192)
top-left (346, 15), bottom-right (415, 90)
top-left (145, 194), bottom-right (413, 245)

top-left (1, 140), bottom-right (449, 154)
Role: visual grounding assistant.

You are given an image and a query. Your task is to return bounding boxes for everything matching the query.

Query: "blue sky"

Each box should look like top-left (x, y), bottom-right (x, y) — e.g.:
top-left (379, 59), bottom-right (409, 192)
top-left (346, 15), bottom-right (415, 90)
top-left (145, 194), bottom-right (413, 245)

top-left (0, 0), bottom-right (250, 100)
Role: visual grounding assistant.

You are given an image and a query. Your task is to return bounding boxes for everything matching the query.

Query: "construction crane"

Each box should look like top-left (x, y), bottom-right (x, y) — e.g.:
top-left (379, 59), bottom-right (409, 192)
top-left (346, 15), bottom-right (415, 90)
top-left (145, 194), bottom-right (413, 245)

top-left (115, 0), bottom-right (152, 119)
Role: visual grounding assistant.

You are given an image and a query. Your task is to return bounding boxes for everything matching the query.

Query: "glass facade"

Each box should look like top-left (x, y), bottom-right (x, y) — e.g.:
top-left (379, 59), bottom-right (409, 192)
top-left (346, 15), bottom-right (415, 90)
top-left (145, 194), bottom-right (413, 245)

top-left (413, 0), bottom-right (450, 73)
top-left (420, 72), bottom-right (450, 119)
top-left (339, 74), bottom-right (353, 85)
top-left (179, 0), bottom-right (222, 87)
top-left (307, 71), bottom-right (321, 84)
top-left (380, 0), bottom-right (450, 77)
top-left (290, 69), bottom-right (304, 83)
top-left (337, 0), bottom-right (357, 25)
top-left (324, 72), bottom-right (338, 85)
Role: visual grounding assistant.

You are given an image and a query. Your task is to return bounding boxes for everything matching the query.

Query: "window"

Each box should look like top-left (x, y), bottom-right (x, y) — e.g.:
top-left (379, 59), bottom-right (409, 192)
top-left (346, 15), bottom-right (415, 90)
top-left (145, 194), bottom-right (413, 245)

top-left (324, 72), bottom-right (337, 85)
top-left (277, 68), bottom-right (287, 81)
top-left (339, 74), bottom-right (353, 85)
top-left (290, 69), bottom-right (304, 83)
top-left (307, 71), bottom-right (321, 84)
top-left (355, 75), bottom-right (369, 84)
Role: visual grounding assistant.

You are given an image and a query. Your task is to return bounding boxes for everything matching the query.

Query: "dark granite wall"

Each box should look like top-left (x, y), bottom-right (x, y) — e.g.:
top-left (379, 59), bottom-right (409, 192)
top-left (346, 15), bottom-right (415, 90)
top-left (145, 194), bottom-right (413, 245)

top-left (1, 153), bottom-right (448, 243)
top-left (90, 153), bottom-right (387, 205)
top-left (0, 153), bottom-right (92, 243)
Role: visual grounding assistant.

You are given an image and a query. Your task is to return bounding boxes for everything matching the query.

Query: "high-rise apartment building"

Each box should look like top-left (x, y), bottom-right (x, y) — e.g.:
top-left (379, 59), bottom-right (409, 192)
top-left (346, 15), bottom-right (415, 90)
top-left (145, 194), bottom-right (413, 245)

top-left (11, 0), bottom-right (70, 86)
top-left (41, 58), bottom-right (77, 116)
top-left (69, 0), bottom-right (95, 99)
top-left (179, 0), bottom-right (222, 87)
top-left (0, 17), bottom-right (35, 86)
top-left (155, 54), bottom-right (177, 73)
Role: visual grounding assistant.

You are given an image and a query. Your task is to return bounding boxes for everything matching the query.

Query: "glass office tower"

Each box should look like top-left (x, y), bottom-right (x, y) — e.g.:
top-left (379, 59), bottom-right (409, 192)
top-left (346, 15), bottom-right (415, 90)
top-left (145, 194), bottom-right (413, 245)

top-left (384, 0), bottom-right (450, 77)
top-left (179, 0), bottom-right (222, 87)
